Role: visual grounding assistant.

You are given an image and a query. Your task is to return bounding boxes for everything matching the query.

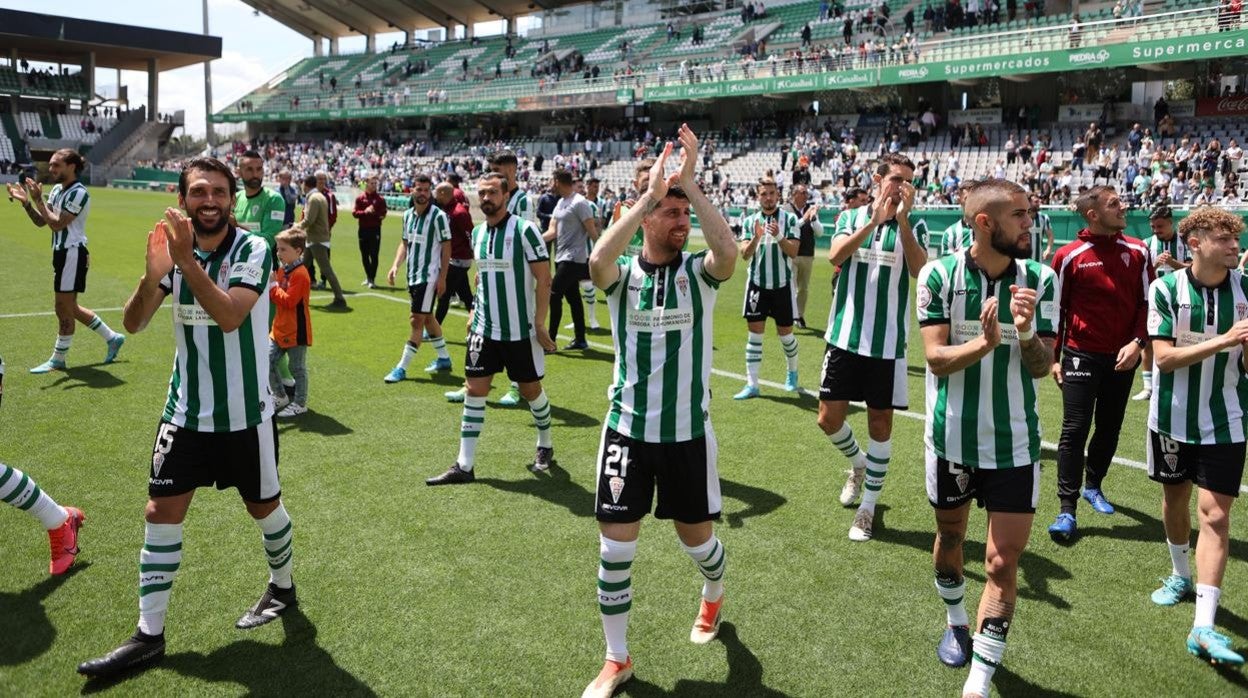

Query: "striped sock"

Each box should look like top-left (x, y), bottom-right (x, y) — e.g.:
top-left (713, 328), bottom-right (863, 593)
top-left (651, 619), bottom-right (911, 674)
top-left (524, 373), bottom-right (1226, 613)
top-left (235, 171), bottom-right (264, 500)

top-left (965, 618), bottom-right (1009, 697)
top-left (52, 334), bottom-right (72, 363)
top-left (745, 332), bottom-right (763, 387)
top-left (681, 535), bottom-right (726, 602)
top-left (529, 390), bottom-right (553, 448)
top-left (1142, 370), bottom-right (1152, 390)
top-left (429, 335), bottom-right (450, 360)
top-left (580, 280), bottom-right (596, 308)
top-left (828, 424), bottom-right (868, 470)
top-left (860, 439), bottom-right (892, 511)
top-left (397, 341), bottom-right (419, 370)
top-left (138, 522), bottom-right (183, 636)
top-left (457, 395), bottom-right (486, 470)
top-left (87, 314), bottom-right (118, 341)
top-left (780, 333), bottom-right (799, 372)
top-left (598, 535), bottom-right (635, 663)
top-left (0, 464), bottom-right (68, 529)
top-left (935, 572), bottom-right (969, 627)
top-left (257, 503), bottom-right (294, 589)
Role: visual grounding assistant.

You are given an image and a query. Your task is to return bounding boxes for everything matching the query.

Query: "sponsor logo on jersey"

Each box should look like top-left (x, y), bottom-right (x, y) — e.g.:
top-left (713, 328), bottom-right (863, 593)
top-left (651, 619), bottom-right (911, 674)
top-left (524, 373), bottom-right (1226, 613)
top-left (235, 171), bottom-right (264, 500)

top-left (917, 285), bottom-right (932, 310)
top-left (1078, 261), bottom-right (1104, 269)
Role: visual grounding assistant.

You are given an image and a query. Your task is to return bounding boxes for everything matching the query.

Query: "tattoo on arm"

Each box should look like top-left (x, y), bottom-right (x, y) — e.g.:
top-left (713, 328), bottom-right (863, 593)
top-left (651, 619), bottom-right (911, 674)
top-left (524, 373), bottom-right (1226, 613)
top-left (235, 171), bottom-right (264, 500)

top-left (25, 205), bottom-right (45, 226)
top-left (1021, 337), bottom-right (1055, 379)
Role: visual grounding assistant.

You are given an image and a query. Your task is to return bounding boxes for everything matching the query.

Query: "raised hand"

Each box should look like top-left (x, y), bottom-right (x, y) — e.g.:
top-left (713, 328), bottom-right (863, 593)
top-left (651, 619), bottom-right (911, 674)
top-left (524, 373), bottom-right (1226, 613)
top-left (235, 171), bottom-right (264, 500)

top-left (647, 141), bottom-right (674, 202)
top-left (162, 207), bottom-right (196, 267)
top-left (898, 181), bottom-right (916, 217)
top-left (674, 123), bottom-right (698, 188)
top-left (1008, 284), bottom-right (1037, 334)
top-left (981, 297), bottom-right (1001, 348)
top-left (6, 182), bottom-right (28, 204)
top-left (146, 221), bottom-right (174, 280)
top-left (24, 178), bottom-right (42, 206)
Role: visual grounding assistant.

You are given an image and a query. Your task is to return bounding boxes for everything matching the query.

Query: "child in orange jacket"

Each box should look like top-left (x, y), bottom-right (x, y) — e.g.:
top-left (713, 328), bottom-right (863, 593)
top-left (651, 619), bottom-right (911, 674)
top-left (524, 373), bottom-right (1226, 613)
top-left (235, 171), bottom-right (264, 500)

top-left (270, 229), bottom-right (313, 416)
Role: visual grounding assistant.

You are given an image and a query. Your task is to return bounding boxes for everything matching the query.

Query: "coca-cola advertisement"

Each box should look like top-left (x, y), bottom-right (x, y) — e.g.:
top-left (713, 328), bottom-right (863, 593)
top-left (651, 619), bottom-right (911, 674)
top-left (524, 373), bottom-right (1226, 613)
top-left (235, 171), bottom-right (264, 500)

top-left (1195, 96), bottom-right (1248, 117)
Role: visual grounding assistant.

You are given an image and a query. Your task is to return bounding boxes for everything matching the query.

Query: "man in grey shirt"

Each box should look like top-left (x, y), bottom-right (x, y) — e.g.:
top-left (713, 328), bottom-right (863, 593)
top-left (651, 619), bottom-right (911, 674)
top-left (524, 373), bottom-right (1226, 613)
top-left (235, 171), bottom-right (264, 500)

top-left (542, 170), bottom-right (599, 350)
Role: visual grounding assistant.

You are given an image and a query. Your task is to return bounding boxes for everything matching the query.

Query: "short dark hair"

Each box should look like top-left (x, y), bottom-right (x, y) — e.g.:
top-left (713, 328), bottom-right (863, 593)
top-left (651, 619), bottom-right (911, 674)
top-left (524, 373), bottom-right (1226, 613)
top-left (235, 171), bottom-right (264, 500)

top-left (659, 185), bottom-right (689, 202)
top-left (552, 169), bottom-right (573, 187)
top-left (447, 173), bottom-right (462, 185)
top-left (412, 173), bottom-right (433, 186)
top-left (844, 186), bottom-right (866, 200)
top-left (634, 159), bottom-right (655, 176)
top-left (179, 157), bottom-right (237, 197)
top-left (303, 174), bottom-right (317, 188)
top-left (1075, 185), bottom-right (1117, 219)
top-left (757, 176), bottom-right (777, 190)
top-left (586, 177), bottom-right (600, 185)
top-left (876, 153), bottom-right (916, 177)
top-left (52, 148), bottom-right (85, 176)
top-left (489, 150), bottom-right (518, 168)
top-left (1149, 203), bottom-right (1173, 220)
top-left (240, 149), bottom-right (263, 161)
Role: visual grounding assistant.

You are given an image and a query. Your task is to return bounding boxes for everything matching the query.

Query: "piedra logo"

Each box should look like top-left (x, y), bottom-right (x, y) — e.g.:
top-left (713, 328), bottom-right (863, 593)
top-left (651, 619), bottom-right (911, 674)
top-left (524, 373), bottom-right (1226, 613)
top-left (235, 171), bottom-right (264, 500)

top-left (1068, 49), bottom-right (1111, 66)
top-left (898, 66), bottom-right (929, 80)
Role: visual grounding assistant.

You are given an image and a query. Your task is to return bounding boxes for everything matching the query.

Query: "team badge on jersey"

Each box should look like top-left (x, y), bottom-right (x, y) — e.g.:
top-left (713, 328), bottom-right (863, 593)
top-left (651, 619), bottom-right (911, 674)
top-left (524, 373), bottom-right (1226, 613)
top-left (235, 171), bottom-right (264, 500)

top-left (1236, 303), bottom-right (1248, 321)
top-left (677, 276), bottom-right (689, 297)
top-left (1120, 252), bottom-right (1131, 267)
top-left (1148, 308), bottom-right (1163, 334)
top-left (955, 470), bottom-right (970, 493)
top-left (747, 289), bottom-right (759, 312)
top-left (917, 285), bottom-right (932, 310)
top-left (608, 476), bottom-right (625, 503)
top-left (152, 453), bottom-right (165, 478)
top-left (1163, 453), bottom-right (1179, 471)
top-left (1072, 357), bottom-right (1081, 370)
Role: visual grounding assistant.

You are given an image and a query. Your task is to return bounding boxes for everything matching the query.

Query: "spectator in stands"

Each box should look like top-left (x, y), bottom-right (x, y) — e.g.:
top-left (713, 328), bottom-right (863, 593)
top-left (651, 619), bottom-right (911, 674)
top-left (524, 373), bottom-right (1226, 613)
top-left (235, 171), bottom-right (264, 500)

top-left (1085, 121), bottom-right (1104, 161)
top-left (352, 175), bottom-right (387, 289)
top-left (293, 174), bottom-right (347, 309)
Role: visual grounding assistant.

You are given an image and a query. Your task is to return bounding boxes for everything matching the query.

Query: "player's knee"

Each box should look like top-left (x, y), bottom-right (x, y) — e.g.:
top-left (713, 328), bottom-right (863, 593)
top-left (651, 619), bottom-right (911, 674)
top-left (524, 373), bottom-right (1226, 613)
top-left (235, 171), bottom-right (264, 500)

top-left (984, 547), bottom-right (1022, 580)
top-left (815, 407), bottom-right (840, 434)
top-left (1199, 501), bottom-right (1231, 536)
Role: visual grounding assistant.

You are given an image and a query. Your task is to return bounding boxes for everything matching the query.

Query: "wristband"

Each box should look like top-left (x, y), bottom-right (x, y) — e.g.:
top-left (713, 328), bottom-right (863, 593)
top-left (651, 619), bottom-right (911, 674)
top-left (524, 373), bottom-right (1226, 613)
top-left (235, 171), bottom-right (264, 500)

top-left (1016, 326), bottom-right (1035, 341)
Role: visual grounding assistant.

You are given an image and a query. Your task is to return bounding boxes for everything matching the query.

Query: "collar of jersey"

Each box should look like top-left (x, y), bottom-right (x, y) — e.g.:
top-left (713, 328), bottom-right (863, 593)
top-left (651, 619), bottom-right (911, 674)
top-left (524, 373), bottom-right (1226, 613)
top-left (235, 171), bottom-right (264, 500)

top-left (638, 251), bottom-right (682, 274)
top-left (1186, 266), bottom-right (1231, 291)
top-left (963, 249), bottom-right (1019, 282)
top-left (194, 226), bottom-right (239, 263)
top-left (487, 212), bottom-right (512, 231)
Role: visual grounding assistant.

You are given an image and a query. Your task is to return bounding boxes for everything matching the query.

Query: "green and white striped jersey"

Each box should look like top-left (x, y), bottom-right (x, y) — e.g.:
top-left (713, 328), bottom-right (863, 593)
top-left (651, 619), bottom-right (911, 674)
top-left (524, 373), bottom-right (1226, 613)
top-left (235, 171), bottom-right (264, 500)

top-left (617, 203), bottom-right (645, 258)
top-left (508, 187), bottom-right (532, 222)
top-left (825, 205), bottom-right (916, 359)
top-left (913, 217), bottom-right (931, 252)
top-left (940, 220), bottom-right (974, 258)
top-left (1147, 269), bottom-right (1248, 444)
top-left (918, 253), bottom-right (1060, 468)
top-left (470, 213), bottom-right (549, 341)
top-left (402, 205), bottom-right (451, 285)
top-left (1143, 234), bottom-right (1191, 278)
top-left (1028, 212), bottom-right (1051, 262)
top-left (739, 209), bottom-right (800, 289)
top-left (586, 200), bottom-right (600, 256)
top-left (158, 227), bottom-right (274, 432)
top-left (603, 251), bottom-right (721, 442)
top-left (46, 181), bottom-right (89, 250)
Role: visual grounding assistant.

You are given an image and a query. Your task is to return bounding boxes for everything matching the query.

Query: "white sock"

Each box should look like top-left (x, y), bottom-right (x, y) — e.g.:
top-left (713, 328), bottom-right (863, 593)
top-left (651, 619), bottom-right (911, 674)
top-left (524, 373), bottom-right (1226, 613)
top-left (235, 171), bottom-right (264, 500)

top-left (1142, 370), bottom-right (1153, 390)
top-left (429, 335), bottom-right (450, 360)
top-left (745, 332), bottom-right (763, 387)
top-left (965, 621), bottom-right (1008, 697)
top-left (1195, 584), bottom-right (1221, 628)
top-left (52, 334), bottom-right (72, 363)
top-left (681, 536), bottom-right (726, 602)
top-left (457, 395), bottom-right (486, 470)
top-left (780, 333), bottom-right (799, 372)
top-left (1168, 539), bottom-right (1191, 579)
top-left (397, 341), bottom-right (418, 370)
top-left (935, 573), bottom-right (969, 627)
top-left (598, 535), bottom-right (635, 663)
top-left (257, 503), bottom-right (294, 589)
top-left (87, 314), bottom-right (119, 341)
top-left (282, 377), bottom-right (296, 388)
top-left (529, 390), bottom-right (553, 448)
top-left (138, 522), bottom-right (183, 636)
top-left (860, 439), bottom-right (892, 511)
top-left (828, 424), bottom-right (869, 470)
top-left (0, 464), bottom-right (68, 529)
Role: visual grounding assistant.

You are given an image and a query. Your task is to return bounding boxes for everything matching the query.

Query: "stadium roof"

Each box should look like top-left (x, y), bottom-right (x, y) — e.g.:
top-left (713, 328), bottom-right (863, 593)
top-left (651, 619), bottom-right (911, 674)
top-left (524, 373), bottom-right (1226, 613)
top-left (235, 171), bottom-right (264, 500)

top-left (237, 0), bottom-right (584, 39)
top-left (0, 9), bottom-right (221, 72)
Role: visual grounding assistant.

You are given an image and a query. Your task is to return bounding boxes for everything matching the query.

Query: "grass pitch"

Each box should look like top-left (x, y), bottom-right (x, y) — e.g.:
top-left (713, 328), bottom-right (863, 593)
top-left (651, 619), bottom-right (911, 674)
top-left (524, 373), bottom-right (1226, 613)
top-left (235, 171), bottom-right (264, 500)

top-left (1, 188), bottom-right (1247, 696)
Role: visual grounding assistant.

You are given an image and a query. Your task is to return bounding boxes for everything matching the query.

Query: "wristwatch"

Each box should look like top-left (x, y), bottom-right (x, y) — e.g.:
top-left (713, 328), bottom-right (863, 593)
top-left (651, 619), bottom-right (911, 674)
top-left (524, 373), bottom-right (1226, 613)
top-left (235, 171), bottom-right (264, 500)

top-left (1132, 337), bottom-right (1146, 348)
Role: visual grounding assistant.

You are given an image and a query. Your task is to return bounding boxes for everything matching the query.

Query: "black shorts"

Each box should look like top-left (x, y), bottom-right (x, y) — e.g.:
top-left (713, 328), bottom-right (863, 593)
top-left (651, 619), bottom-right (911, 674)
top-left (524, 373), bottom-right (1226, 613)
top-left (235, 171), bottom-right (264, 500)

top-left (409, 282), bottom-right (437, 314)
top-left (819, 343), bottom-right (909, 410)
top-left (148, 419), bottom-right (281, 503)
top-left (1147, 430), bottom-right (1245, 497)
top-left (594, 425), bottom-right (721, 524)
top-left (53, 246), bottom-right (89, 293)
top-left (925, 450), bottom-right (1040, 513)
top-left (742, 282), bottom-right (796, 326)
top-left (463, 332), bottom-right (545, 383)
